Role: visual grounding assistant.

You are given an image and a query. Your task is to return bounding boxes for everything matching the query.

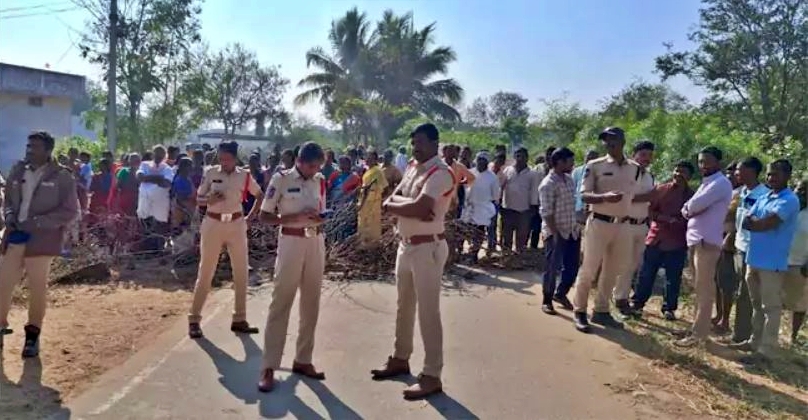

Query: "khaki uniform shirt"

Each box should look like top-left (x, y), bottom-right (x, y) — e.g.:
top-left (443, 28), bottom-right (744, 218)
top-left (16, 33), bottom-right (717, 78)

top-left (581, 155), bottom-right (642, 217)
top-left (261, 168), bottom-right (326, 228)
top-left (628, 170), bottom-right (655, 219)
top-left (19, 165), bottom-right (47, 222)
top-left (197, 165), bottom-right (262, 215)
top-left (396, 155), bottom-right (454, 237)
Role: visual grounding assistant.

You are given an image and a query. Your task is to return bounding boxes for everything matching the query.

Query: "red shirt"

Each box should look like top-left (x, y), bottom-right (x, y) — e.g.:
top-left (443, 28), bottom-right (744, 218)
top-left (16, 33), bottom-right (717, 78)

top-left (646, 181), bottom-right (694, 251)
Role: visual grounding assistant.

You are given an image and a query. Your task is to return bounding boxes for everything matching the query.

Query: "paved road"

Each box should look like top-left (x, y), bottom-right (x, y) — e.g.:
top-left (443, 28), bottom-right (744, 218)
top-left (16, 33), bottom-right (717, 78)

top-left (66, 269), bottom-right (668, 420)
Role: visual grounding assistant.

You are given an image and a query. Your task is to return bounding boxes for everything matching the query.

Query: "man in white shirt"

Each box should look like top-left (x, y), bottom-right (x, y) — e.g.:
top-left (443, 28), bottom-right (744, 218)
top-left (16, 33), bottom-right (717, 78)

top-left (783, 180), bottom-right (808, 345)
top-left (136, 145), bottom-right (174, 254)
top-left (394, 146), bottom-right (409, 174)
top-left (500, 147), bottom-right (540, 253)
top-left (460, 152), bottom-right (500, 263)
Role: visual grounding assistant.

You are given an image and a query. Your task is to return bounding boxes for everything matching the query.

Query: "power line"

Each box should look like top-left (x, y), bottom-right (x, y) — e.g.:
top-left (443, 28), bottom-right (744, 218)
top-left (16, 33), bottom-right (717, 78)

top-left (0, 1), bottom-right (72, 14)
top-left (0, 6), bottom-right (80, 20)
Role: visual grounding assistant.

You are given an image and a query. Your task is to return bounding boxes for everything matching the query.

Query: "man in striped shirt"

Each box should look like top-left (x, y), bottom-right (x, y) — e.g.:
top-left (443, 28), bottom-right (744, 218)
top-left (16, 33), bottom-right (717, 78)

top-left (538, 147), bottom-right (580, 314)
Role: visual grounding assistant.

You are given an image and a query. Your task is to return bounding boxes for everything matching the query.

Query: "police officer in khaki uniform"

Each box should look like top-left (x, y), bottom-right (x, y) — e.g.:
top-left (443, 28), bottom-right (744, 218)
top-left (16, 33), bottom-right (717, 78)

top-left (0, 132), bottom-right (77, 357)
top-left (572, 127), bottom-right (642, 333)
top-left (257, 142), bottom-right (327, 393)
top-left (613, 140), bottom-right (655, 317)
top-left (370, 123), bottom-right (455, 400)
top-left (188, 141), bottom-right (263, 339)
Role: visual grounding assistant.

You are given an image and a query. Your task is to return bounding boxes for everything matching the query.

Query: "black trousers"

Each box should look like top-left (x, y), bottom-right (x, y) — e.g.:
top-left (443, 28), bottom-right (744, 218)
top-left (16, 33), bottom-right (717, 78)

top-left (543, 234), bottom-right (581, 303)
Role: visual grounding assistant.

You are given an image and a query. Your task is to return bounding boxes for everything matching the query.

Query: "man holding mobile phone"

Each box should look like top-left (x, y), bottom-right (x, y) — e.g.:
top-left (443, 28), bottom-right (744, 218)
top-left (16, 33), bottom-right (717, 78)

top-left (188, 141), bottom-right (264, 340)
top-left (257, 142), bottom-right (327, 393)
top-left (571, 127), bottom-right (643, 333)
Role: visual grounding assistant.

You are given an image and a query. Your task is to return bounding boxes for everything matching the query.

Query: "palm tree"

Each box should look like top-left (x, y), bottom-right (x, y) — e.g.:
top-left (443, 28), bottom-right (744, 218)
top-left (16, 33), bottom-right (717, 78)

top-left (369, 10), bottom-right (464, 122)
top-left (294, 8), bottom-right (371, 119)
top-left (296, 8), bottom-right (464, 146)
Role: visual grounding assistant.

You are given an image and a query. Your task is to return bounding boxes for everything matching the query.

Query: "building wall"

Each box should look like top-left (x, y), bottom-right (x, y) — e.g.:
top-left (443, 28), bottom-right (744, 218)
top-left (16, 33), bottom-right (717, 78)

top-left (0, 92), bottom-right (73, 173)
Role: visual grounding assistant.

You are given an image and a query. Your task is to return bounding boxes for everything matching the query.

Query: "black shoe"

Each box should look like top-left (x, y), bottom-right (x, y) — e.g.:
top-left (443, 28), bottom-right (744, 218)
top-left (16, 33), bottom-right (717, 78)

top-left (739, 353), bottom-right (769, 366)
top-left (541, 303), bottom-right (557, 315)
top-left (22, 325), bottom-right (40, 358)
top-left (591, 312), bottom-right (624, 329)
top-left (189, 323), bottom-right (203, 339)
top-left (662, 310), bottom-right (677, 321)
top-left (552, 295), bottom-right (574, 310)
top-left (230, 321), bottom-right (259, 334)
top-left (630, 302), bottom-right (644, 318)
top-left (574, 312), bottom-right (591, 333)
top-left (615, 299), bottom-right (634, 318)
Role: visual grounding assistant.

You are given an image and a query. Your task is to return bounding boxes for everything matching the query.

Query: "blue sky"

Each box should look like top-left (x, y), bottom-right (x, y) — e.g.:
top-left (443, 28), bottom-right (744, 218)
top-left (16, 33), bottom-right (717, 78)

top-left (0, 0), bottom-right (706, 124)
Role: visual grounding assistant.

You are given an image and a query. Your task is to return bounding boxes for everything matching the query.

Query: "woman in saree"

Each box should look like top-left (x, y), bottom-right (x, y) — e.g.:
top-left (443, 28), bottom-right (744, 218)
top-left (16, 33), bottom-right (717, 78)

top-left (170, 158), bottom-right (196, 236)
top-left (112, 153), bottom-right (142, 250)
top-left (357, 149), bottom-right (388, 245)
top-left (327, 156), bottom-right (362, 241)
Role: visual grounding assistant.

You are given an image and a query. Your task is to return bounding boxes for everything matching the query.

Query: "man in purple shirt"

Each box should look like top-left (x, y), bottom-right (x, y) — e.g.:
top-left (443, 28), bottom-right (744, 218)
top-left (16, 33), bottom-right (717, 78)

top-left (676, 146), bottom-right (734, 347)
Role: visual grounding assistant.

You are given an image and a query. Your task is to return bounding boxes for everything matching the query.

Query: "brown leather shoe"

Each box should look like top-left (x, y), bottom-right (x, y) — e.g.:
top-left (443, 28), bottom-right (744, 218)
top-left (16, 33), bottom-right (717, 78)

top-left (403, 374), bottom-right (442, 400)
top-left (370, 356), bottom-right (410, 380)
top-left (257, 368), bottom-right (275, 393)
top-left (292, 362), bottom-right (326, 380)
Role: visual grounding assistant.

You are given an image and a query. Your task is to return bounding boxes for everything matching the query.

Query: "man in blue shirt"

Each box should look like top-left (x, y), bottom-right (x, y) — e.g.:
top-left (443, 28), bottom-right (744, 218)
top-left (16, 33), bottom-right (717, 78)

top-left (728, 157), bottom-right (769, 343)
top-left (571, 150), bottom-right (599, 221)
top-left (733, 159), bottom-right (799, 363)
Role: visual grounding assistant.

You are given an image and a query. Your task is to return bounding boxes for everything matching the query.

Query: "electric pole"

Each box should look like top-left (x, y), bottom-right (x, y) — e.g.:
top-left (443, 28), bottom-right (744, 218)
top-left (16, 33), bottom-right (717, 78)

top-left (106, 0), bottom-right (118, 153)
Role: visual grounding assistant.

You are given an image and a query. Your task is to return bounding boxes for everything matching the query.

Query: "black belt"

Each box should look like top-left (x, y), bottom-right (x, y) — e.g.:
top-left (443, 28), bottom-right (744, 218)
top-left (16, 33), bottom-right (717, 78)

top-left (627, 217), bottom-right (649, 225)
top-left (592, 213), bottom-right (628, 224)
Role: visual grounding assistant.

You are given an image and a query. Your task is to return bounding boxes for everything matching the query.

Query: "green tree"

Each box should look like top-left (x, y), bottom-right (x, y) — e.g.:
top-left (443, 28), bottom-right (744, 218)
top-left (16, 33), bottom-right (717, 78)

top-left (489, 91), bottom-right (530, 125)
top-left (463, 97), bottom-right (493, 128)
top-left (600, 80), bottom-right (689, 122)
top-left (295, 7), bottom-right (372, 119)
top-left (536, 96), bottom-right (595, 146)
top-left (78, 0), bottom-right (203, 151)
top-left (185, 43), bottom-right (290, 135)
top-left (369, 10), bottom-right (464, 121)
top-left (296, 8), bottom-right (464, 145)
top-left (655, 0), bottom-right (808, 142)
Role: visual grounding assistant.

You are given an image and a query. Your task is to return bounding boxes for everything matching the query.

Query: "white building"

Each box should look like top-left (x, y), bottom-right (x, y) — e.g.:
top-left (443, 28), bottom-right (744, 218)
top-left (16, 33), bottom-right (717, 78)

top-left (0, 63), bottom-right (88, 173)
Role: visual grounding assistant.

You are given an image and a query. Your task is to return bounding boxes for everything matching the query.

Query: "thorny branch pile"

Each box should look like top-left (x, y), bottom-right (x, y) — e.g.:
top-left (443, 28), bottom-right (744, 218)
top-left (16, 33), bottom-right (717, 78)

top-left (52, 204), bottom-right (545, 285)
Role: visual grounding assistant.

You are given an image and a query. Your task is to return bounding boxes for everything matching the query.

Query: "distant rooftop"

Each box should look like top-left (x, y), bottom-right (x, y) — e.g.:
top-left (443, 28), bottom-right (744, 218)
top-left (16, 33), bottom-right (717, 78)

top-left (0, 62), bottom-right (87, 102)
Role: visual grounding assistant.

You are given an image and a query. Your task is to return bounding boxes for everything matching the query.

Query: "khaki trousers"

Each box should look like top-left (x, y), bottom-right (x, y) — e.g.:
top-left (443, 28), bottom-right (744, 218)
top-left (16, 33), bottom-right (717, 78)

top-left (613, 223), bottom-right (648, 301)
top-left (690, 242), bottom-right (721, 338)
top-left (189, 217), bottom-right (249, 324)
top-left (262, 233), bottom-right (325, 370)
top-left (573, 219), bottom-right (632, 313)
top-left (0, 244), bottom-right (54, 328)
top-left (746, 267), bottom-right (785, 355)
top-left (393, 239), bottom-right (449, 378)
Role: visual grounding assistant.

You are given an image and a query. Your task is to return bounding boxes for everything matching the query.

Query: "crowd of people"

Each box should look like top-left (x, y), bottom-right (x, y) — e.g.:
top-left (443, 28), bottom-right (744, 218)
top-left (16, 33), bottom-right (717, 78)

top-left (0, 123), bottom-right (806, 399)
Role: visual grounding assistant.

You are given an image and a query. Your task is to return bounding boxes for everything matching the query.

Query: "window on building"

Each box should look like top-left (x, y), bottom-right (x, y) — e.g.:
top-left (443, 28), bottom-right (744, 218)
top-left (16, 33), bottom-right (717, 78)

top-left (28, 97), bottom-right (43, 107)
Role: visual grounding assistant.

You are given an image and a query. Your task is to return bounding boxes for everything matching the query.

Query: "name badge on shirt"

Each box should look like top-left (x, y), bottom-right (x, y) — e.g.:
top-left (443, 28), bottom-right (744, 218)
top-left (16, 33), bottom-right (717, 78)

top-left (41, 181), bottom-right (56, 187)
top-left (287, 187), bottom-right (301, 193)
top-left (603, 172), bottom-right (614, 176)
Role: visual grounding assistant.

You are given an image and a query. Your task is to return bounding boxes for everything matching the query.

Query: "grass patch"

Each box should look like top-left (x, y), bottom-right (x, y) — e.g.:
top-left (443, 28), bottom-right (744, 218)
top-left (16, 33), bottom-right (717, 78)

top-left (615, 297), bottom-right (807, 419)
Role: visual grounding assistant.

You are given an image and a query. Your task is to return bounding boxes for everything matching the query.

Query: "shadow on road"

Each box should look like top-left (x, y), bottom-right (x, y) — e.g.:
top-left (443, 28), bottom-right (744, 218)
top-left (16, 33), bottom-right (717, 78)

top-left (195, 335), bottom-right (361, 419)
top-left (456, 269), bottom-right (537, 296)
top-left (376, 375), bottom-right (480, 419)
top-left (195, 335), bottom-right (264, 404)
top-left (258, 374), bottom-right (361, 419)
top-left (0, 355), bottom-right (71, 420)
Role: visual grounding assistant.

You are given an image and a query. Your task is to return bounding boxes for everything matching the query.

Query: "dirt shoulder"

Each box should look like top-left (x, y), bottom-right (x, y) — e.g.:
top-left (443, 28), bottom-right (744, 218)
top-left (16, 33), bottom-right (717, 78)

top-left (0, 275), bottom-right (195, 420)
